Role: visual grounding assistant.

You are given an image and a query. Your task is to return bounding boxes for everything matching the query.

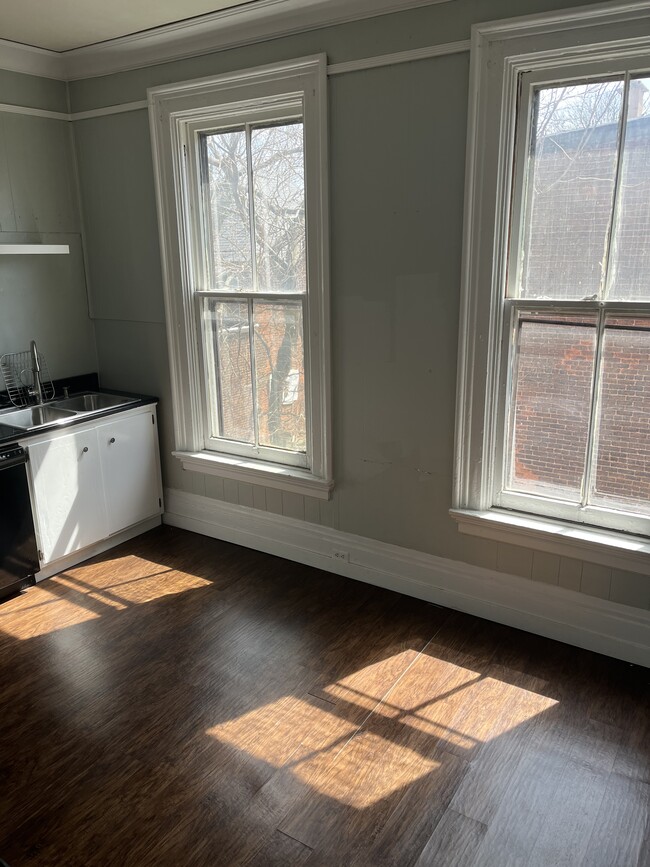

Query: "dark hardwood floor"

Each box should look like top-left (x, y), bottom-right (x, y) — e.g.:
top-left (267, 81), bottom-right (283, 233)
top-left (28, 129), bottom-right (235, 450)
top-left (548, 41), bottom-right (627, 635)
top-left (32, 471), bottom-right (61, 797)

top-left (0, 525), bottom-right (648, 866)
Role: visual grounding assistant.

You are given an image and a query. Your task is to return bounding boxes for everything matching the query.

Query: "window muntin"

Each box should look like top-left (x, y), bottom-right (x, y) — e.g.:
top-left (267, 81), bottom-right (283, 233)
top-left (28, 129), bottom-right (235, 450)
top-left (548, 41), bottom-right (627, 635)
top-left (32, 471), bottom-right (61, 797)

top-left (196, 119), bottom-right (308, 464)
top-left (497, 71), bottom-right (650, 533)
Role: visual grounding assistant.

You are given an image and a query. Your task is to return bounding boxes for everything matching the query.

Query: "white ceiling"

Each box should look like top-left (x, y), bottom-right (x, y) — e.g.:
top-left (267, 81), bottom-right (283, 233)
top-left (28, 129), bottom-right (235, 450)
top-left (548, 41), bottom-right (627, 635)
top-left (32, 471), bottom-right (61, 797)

top-left (1, 0), bottom-right (258, 52)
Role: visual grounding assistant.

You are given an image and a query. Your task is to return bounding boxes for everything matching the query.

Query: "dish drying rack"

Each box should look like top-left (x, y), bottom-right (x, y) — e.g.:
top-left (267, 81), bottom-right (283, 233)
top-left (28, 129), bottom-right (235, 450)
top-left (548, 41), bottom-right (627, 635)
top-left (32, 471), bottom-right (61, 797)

top-left (0, 350), bottom-right (55, 408)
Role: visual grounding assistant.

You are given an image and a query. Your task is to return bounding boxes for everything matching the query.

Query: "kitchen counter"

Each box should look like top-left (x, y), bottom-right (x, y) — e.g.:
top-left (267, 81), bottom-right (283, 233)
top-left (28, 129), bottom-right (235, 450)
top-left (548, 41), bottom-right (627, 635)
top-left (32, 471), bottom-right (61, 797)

top-left (0, 389), bottom-right (158, 446)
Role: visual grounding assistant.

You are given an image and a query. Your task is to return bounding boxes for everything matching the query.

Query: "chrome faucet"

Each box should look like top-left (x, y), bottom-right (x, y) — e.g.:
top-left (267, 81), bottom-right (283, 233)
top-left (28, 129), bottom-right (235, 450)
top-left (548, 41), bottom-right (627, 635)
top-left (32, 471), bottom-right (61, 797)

top-left (30, 340), bottom-right (46, 405)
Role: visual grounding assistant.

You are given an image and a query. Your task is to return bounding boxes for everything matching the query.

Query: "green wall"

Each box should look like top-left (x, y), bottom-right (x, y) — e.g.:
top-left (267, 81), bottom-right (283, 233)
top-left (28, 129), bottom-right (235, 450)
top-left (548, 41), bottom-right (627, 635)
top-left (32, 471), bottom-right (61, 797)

top-left (68, 0), bottom-right (649, 610)
top-left (0, 73), bottom-right (96, 388)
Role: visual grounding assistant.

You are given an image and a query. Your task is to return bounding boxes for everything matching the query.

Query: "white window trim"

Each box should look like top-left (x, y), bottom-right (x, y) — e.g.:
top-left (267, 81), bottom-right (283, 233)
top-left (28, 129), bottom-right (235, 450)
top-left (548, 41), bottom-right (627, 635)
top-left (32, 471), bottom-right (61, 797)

top-left (453, 2), bottom-right (650, 566)
top-left (148, 55), bottom-right (332, 499)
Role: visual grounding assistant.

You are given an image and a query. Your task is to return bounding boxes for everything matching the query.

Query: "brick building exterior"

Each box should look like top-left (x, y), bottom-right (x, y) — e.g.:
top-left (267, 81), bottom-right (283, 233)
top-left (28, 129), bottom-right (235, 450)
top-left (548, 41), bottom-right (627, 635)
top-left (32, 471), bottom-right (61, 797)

top-left (512, 104), bottom-right (650, 512)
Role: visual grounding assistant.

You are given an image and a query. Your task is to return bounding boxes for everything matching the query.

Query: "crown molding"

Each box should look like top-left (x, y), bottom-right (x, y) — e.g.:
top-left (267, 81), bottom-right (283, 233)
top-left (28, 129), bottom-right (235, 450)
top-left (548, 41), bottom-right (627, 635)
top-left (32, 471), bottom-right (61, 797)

top-left (62, 0), bottom-right (453, 81)
top-left (0, 0), bottom-right (452, 84)
top-left (0, 37), bottom-right (63, 80)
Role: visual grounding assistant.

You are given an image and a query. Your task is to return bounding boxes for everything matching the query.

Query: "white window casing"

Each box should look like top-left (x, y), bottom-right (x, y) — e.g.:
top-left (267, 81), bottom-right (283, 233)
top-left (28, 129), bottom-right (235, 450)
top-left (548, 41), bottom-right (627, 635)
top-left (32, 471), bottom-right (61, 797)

top-left (453, 3), bottom-right (650, 574)
top-left (148, 55), bottom-right (332, 498)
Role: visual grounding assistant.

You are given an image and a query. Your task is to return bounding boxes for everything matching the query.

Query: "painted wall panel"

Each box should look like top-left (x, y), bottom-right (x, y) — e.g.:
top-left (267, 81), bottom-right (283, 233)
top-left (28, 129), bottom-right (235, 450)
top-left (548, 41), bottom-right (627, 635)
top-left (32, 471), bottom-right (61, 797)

top-left (2, 114), bottom-right (79, 233)
top-left (0, 233), bottom-right (96, 381)
top-left (0, 68), bottom-right (68, 113)
top-left (0, 103), bottom-right (94, 385)
top-left (73, 111), bottom-right (165, 323)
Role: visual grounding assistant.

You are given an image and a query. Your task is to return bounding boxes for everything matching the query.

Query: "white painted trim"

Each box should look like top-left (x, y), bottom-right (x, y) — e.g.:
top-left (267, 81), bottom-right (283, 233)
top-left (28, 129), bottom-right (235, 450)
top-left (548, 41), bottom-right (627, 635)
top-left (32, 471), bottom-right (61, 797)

top-left (454, 2), bottom-right (650, 523)
top-left (34, 515), bottom-right (161, 581)
top-left (326, 39), bottom-right (470, 75)
top-left (175, 450), bottom-right (333, 498)
top-left (149, 55), bottom-right (332, 490)
top-left (71, 100), bottom-right (148, 121)
top-left (59, 0), bottom-right (452, 81)
top-left (0, 100), bottom-right (149, 123)
top-left (452, 509), bottom-right (650, 576)
top-left (0, 42), bottom-right (472, 124)
top-left (1, 0), bottom-right (647, 85)
top-left (0, 102), bottom-right (69, 121)
top-left (0, 244), bottom-right (69, 254)
top-left (473, 0), bottom-right (650, 40)
top-left (0, 37), bottom-right (62, 80)
top-left (163, 488), bottom-right (650, 667)
top-left (0, 0), bottom-right (456, 85)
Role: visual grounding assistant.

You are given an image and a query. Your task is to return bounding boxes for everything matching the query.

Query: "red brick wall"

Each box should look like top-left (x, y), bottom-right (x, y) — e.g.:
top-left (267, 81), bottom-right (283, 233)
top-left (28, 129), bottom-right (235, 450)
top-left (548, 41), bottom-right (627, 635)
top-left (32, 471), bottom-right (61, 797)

top-left (511, 113), bottom-right (650, 509)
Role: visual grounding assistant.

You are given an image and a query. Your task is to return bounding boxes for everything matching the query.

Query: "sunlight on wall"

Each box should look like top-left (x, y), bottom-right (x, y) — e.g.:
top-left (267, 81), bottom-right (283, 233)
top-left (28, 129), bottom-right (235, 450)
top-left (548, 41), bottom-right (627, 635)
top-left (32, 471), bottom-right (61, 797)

top-left (206, 655), bottom-right (558, 807)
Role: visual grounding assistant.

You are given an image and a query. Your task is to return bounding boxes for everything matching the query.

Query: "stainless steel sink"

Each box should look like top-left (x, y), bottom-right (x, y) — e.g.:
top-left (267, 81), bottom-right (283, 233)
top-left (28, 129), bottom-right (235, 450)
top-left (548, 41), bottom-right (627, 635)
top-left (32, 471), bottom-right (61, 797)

top-left (0, 392), bottom-right (139, 431)
top-left (54, 392), bottom-right (137, 412)
top-left (1, 405), bottom-right (77, 430)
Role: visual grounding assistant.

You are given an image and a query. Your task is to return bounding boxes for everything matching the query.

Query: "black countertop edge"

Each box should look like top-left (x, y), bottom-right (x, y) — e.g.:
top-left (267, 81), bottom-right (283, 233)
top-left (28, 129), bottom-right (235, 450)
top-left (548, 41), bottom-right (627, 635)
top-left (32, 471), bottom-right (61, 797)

top-left (0, 389), bottom-right (159, 447)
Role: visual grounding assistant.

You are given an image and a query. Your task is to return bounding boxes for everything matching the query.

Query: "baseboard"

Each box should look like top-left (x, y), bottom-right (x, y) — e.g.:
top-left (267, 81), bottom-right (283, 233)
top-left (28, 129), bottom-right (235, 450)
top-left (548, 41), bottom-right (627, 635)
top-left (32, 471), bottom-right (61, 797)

top-left (163, 488), bottom-right (650, 667)
top-left (35, 516), bottom-right (162, 582)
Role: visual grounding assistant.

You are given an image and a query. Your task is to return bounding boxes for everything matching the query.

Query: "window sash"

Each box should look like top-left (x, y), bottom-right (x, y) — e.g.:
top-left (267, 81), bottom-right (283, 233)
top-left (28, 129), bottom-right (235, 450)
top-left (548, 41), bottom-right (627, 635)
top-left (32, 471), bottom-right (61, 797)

top-left (494, 299), bottom-right (650, 535)
top-left (195, 293), bottom-right (310, 468)
top-left (494, 60), bottom-right (650, 534)
top-left (148, 56), bottom-right (331, 492)
top-left (184, 106), bottom-right (313, 468)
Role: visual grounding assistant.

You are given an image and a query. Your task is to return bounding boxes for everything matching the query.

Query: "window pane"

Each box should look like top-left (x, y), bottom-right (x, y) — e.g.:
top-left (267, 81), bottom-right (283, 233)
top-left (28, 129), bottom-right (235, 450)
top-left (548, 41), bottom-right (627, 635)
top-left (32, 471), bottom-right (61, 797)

top-left (607, 77), bottom-right (650, 301)
top-left (252, 123), bottom-right (306, 294)
top-left (590, 316), bottom-right (650, 514)
top-left (520, 81), bottom-right (624, 301)
top-left (202, 299), bottom-right (254, 443)
top-left (507, 311), bottom-right (598, 500)
top-left (204, 130), bottom-right (253, 291)
top-left (253, 301), bottom-right (306, 452)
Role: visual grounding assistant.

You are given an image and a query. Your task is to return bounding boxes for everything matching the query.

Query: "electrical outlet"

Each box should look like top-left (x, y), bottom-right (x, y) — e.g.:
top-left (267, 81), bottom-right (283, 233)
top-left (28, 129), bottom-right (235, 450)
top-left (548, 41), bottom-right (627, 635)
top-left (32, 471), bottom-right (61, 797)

top-left (332, 549), bottom-right (349, 562)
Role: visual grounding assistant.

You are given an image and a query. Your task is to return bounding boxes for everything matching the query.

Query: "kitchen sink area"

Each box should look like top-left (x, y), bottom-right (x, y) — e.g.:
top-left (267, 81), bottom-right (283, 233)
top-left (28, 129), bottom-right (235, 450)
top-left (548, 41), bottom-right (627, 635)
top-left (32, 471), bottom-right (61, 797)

top-left (0, 342), bottom-right (137, 434)
top-left (0, 339), bottom-right (162, 592)
top-left (55, 392), bottom-right (137, 413)
top-left (1, 405), bottom-right (77, 429)
top-left (0, 392), bottom-right (138, 432)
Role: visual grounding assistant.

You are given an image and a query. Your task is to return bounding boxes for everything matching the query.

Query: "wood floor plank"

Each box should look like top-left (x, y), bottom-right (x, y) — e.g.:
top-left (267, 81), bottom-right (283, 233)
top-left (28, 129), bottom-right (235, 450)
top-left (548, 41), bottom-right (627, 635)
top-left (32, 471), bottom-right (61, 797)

top-left (243, 830), bottom-right (313, 866)
top-left (579, 772), bottom-right (650, 867)
top-left (354, 747), bottom-right (468, 867)
top-left (413, 809), bottom-right (487, 867)
top-left (277, 629), bottom-right (511, 862)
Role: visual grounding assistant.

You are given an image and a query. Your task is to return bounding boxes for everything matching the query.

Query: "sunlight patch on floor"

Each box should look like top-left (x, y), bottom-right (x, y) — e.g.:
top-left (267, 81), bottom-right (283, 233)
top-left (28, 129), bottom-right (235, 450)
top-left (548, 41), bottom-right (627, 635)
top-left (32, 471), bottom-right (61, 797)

top-left (206, 655), bottom-right (558, 807)
top-left (0, 586), bottom-right (101, 638)
top-left (0, 560), bottom-right (212, 639)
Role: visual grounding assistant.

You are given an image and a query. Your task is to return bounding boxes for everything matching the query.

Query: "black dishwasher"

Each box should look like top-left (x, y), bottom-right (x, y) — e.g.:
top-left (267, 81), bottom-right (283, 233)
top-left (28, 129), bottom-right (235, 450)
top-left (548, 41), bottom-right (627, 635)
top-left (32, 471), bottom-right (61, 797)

top-left (0, 443), bottom-right (39, 599)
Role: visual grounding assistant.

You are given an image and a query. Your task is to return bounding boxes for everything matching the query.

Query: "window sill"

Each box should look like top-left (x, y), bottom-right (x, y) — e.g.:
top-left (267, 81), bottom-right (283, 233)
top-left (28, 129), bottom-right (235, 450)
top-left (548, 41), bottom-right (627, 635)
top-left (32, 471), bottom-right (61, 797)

top-left (174, 450), bottom-right (333, 500)
top-left (451, 508), bottom-right (650, 576)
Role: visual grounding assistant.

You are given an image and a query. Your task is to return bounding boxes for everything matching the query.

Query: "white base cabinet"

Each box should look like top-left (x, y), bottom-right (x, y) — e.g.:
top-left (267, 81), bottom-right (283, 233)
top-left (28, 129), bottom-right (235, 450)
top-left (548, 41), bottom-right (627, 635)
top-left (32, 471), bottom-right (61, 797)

top-left (25, 404), bottom-right (163, 568)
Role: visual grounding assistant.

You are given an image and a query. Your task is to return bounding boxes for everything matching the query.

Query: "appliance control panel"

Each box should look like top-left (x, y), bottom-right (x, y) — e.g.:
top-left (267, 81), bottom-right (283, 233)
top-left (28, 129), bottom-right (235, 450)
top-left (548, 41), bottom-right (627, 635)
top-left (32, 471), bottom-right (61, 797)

top-left (0, 444), bottom-right (26, 465)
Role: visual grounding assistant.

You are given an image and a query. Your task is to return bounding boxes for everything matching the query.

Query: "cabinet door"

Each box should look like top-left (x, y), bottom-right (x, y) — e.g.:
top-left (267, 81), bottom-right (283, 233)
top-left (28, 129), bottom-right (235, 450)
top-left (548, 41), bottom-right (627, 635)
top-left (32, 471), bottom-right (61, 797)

top-left (98, 411), bottom-right (161, 536)
top-left (28, 429), bottom-right (107, 565)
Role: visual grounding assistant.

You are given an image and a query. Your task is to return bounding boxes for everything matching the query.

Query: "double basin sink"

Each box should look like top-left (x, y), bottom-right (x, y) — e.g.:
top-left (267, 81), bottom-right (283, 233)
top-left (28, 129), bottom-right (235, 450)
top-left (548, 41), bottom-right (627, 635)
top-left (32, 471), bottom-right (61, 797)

top-left (0, 392), bottom-right (137, 431)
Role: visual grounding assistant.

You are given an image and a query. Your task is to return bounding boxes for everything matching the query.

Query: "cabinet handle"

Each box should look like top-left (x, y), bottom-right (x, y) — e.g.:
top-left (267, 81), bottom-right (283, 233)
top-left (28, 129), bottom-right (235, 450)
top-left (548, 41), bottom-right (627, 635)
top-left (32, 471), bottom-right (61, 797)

top-left (82, 446), bottom-right (89, 453)
top-left (109, 437), bottom-right (116, 444)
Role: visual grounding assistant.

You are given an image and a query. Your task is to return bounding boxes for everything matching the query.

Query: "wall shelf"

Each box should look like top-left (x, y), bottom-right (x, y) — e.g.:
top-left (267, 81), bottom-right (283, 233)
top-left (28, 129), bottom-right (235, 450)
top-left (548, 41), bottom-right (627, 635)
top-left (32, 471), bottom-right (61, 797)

top-left (0, 244), bottom-right (70, 255)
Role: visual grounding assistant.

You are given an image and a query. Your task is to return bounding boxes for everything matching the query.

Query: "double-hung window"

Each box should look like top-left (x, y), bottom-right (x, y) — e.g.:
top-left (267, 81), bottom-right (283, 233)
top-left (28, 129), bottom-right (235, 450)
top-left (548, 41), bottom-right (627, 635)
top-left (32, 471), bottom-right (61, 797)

top-left (455, 6), bottom-right (650, 566)
top-left (149, 56), bottom-right (331, 498)
top-left (500, 70), bottom-right (650, 535)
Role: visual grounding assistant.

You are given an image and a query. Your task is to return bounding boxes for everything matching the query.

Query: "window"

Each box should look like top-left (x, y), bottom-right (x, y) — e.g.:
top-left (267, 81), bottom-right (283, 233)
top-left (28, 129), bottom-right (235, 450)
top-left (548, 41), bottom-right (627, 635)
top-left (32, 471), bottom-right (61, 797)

top-left (499, 71), bottom-right (650, 536)
top-left (454, 6), bottom-right (650, 567)
top-left (149, 56), bottom-right (332, 498)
